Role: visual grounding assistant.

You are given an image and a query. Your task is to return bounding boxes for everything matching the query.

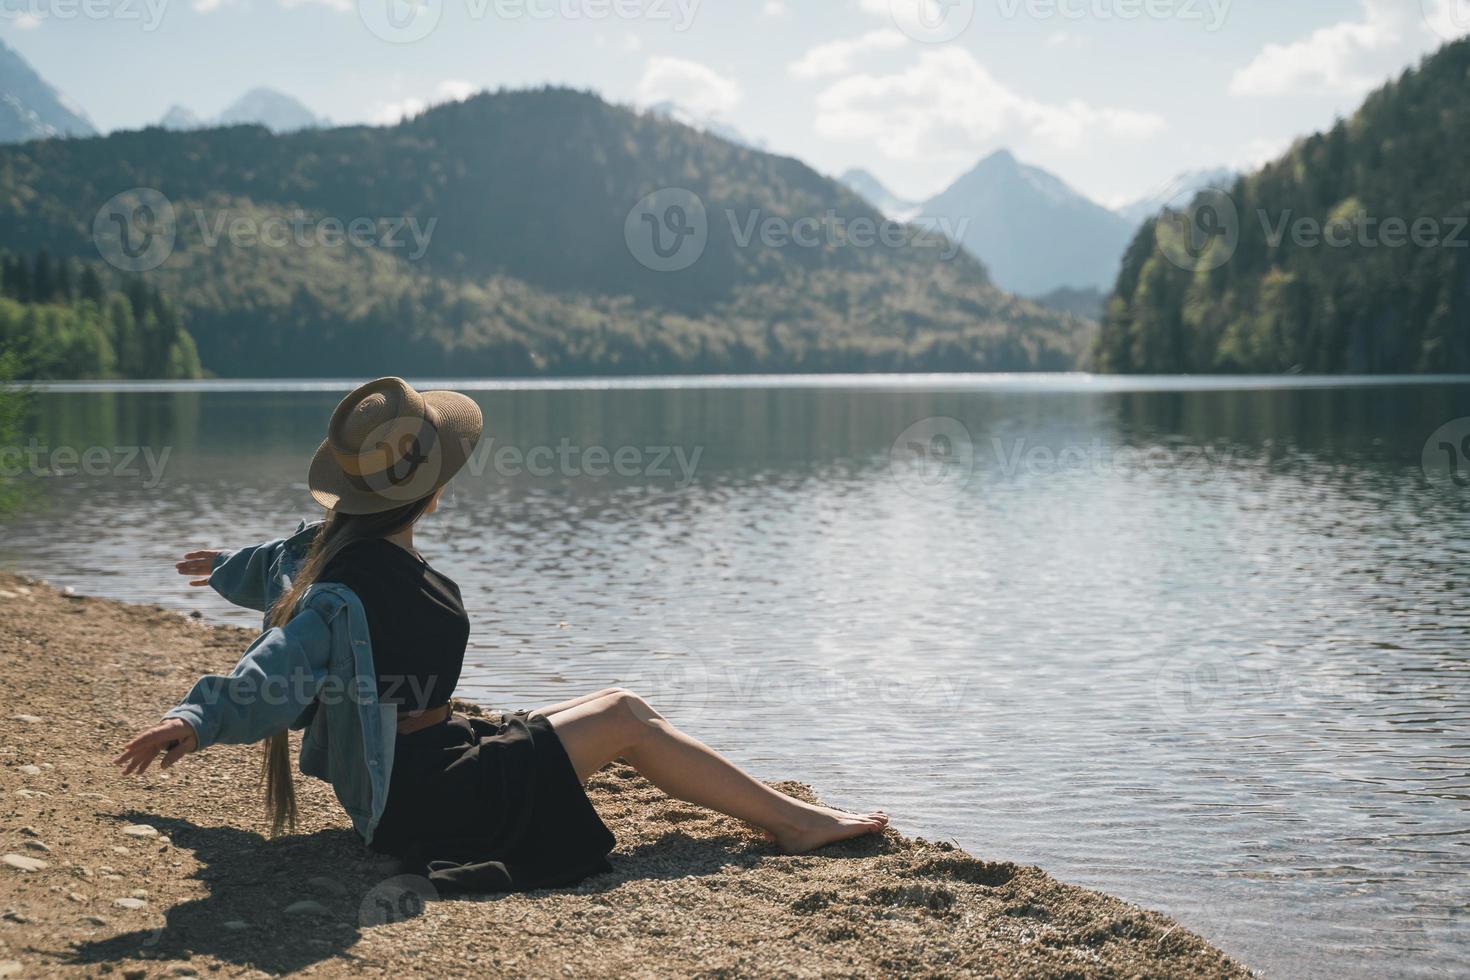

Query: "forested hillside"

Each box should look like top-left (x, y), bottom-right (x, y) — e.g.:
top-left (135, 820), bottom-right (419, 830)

top-left (0, 87), bottom-right (1089, 377)
top-left (1098, 39), bottom-right (1470, 374)
top-left (0, 251), bottom-right (201, 379)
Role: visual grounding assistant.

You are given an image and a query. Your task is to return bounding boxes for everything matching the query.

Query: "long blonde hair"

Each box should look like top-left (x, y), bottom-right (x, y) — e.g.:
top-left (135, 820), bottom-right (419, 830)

top-left (259, 495), bottom-right (437, 835)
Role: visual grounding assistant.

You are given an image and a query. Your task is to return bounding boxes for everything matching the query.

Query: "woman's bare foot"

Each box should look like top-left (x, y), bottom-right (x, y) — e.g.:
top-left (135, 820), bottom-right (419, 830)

top-left (771, 803), bottom-right (889, 854)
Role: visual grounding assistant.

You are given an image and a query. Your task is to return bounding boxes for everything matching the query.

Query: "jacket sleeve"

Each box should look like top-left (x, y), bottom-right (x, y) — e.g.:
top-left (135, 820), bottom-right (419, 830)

top-left (163, 603), bottom-right (334, 750)
top-left (207, 537), bottom-right (289, 612)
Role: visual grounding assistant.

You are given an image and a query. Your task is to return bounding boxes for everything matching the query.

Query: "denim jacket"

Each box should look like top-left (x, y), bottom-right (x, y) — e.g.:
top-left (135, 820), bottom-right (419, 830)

top-left (163, 520), bottom-right (396, 844)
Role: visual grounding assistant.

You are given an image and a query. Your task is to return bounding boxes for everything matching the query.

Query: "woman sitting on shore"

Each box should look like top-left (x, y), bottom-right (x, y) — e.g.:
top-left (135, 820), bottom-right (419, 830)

top-left (112, 377), bottom-right (887, 892)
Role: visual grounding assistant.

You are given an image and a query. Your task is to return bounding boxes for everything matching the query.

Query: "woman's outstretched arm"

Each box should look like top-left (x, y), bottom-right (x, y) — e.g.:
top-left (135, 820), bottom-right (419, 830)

top-left (113, 602), bottom-right (334, 775)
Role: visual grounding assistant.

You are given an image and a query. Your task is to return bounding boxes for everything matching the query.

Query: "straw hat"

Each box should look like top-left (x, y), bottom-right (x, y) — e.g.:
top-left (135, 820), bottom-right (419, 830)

top-left (308, 377), bottom-right (483, 515)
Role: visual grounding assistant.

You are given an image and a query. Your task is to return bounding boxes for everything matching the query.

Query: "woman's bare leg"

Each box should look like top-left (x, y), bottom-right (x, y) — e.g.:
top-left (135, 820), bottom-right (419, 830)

top-left (528, 688), bottom-right (623, 721)
top-left (542, 688), bottom-right (888, 854)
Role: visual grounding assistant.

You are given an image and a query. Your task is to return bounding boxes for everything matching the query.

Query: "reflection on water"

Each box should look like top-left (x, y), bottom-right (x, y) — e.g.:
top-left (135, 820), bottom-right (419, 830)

top-left (5, 376), bottom-right (1470, 980)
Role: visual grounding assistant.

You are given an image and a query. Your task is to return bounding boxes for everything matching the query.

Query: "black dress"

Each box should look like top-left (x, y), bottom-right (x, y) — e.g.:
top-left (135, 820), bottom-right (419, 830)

top-left (321, 538), bottom-right (616, 893)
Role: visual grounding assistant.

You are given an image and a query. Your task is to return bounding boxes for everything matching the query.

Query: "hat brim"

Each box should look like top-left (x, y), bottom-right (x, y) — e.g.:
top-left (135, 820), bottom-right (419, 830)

top-left (308, 389), bottom-right (483, 515)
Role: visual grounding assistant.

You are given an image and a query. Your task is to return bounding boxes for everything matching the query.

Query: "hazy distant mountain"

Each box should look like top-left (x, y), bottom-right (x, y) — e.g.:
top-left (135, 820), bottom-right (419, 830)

top-left (161, 87), bottom-right (327, 134)
top-left (646, 100), bottom-right (765, 150)
top-left (837, 168), bottom-right (919, 221)
top-left (921, 149), bottom-right (1135, 297)
top-left (158, 105), bottom-right (204, 131)
top-left (1116, 167), bottom-right (1237, 226)
top-left (0, 38), bottom-right (96, 144)
top-left (1034, 285), bottom-right (1106, 323)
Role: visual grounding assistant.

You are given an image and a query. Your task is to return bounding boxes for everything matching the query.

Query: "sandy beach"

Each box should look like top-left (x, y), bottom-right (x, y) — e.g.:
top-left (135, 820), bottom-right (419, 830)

top-left (0, 571), bottom-right (1251, 978)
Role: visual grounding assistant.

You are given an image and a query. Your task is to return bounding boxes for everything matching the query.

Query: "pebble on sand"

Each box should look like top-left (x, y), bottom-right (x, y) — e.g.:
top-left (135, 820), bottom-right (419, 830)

top-left (283, 899), bottom-right (331, 916)
top-left (3, 853), bottom-right (48, 872)
top-left (121, 824), bottom-right (159, 838)
top-left (307, 876), bottom-right (347, 896)
top-left (16, 765), bottom-right (40, 776)
top-left (113, 897), bottom-right (147, 910)
top-left (221, 920), bottom-right (250, 931)
top-left (9, 715), bottom-right (42, 724)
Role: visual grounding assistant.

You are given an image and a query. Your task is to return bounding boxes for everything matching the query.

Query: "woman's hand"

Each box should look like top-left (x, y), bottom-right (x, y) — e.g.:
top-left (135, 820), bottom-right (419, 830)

top-left (113, 719), bottom-right (199, 775)
top-left (175, 550), bottom-right (222, 587)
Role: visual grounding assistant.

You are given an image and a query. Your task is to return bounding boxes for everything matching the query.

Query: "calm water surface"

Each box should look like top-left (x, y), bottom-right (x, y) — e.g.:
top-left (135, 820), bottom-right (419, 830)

top-left (4, 375), bottom-right (1469, 979)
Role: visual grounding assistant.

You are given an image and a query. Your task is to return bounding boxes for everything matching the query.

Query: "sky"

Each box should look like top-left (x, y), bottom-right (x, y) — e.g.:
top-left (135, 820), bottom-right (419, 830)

top-left (4, 0), bottom-right (1468, 208)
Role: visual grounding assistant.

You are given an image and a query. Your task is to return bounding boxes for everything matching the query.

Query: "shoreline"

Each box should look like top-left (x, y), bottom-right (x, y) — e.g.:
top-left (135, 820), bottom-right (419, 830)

top-left (0, 572), bottom-right (1252, 978)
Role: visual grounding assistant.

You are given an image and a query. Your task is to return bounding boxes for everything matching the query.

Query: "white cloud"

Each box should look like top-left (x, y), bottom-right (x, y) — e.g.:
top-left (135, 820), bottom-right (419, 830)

top-left (370, 81), bottom-right (479, 126)
top-left (1424, 0), bottom-right (1470, 42)
top-left (812, 47), bottom-right (1164, 159)
top-left (789, 29), bottom-right (908, 80)
top-left (762, 0), bottom-right (789, 16)
top-left (13, 10), bottom-right (40, 26)
top-left (436, 80), bottom-right (477, 102)
top-left (278, 0), bottom-right (353, 12)
top-left (634, 56), bottom-right (742, 116)
top-left (1045, 31), bottom-right (1088, 50)
top-left (1230, 0), bottom-right (1414, 97)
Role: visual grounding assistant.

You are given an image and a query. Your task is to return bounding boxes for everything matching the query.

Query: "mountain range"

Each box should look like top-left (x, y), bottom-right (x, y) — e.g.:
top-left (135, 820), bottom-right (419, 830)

top-left (0, 34), bottom-right (1216, 324)
top-left (0, 86), bottom-right (1088, 377)
top-left (839, 158), bottom-right (1237, 304)
top-left (157, 88), bottom-right (329, 134)
top-left (0, 38), bottom-right (95, 144)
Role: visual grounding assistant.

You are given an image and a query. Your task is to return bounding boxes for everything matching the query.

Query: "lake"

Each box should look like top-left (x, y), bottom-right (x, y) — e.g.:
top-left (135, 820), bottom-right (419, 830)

top-left (4, 374), bottom-right (1469, 979)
